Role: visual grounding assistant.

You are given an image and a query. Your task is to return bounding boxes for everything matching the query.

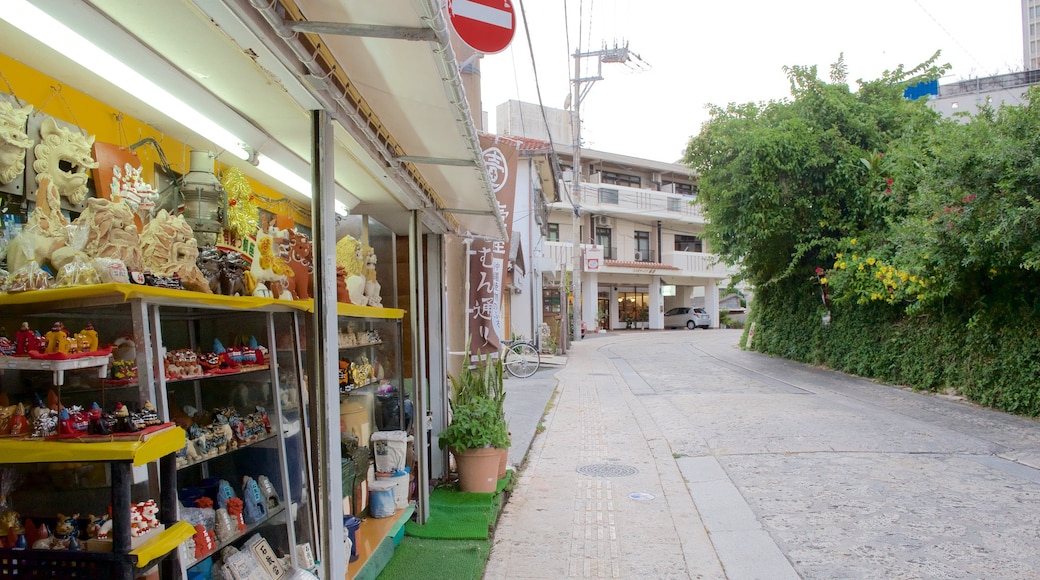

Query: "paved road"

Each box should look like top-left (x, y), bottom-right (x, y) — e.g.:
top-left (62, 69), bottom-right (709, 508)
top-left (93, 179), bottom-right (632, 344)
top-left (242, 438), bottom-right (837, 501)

top-left (487, 330), bottom-right (1040, 579)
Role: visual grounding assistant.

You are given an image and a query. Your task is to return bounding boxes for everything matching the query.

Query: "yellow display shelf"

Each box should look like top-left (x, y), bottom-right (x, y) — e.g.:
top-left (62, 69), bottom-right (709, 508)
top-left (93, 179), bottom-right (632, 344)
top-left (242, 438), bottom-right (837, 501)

top-left (0, 425), bottom-right (185, 466)
top-left (131, 520), bottom-right (196, 568)
top-left (0, 283), bottom-right (406, 318)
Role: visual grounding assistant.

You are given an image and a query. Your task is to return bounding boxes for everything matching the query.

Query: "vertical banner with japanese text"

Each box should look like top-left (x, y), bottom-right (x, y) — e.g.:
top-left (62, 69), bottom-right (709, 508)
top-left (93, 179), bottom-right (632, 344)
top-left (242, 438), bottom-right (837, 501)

top-left (468, 135), bottom-right (519, 356)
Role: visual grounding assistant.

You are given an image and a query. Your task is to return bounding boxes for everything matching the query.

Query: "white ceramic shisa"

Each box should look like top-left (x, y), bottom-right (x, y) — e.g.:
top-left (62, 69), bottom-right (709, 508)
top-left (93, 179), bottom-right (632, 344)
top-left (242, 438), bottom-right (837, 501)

top-left (33, 117), bottom-right (98, 205)
top-left (0, 100), bottom-right (33, 185)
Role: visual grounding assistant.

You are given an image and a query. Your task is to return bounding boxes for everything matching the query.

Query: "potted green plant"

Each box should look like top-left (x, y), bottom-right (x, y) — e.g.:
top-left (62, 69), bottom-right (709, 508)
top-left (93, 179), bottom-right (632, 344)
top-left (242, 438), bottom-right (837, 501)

top-left (439, 351), bottom-right (510, 492)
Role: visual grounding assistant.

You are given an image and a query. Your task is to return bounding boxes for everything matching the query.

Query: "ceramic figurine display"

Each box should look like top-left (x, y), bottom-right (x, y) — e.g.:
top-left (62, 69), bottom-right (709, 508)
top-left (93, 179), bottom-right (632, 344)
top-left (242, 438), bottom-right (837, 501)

top-left (4, 178), bottom-right (67, 275)
top-left (87, 512), bottom-right (111, 540)
top-left (14, 322), bottom-right (35, 355)
top-left (139, 210), bottom-right (210, 293)
top-left (257, 475), bottom-right (279, 509)
top-left (110, 162), bottom-right (158, 227)
top-left (8, 403), bottom-right (29, 436)
top-left (60, 196), bottom-right (144, 272)
top-left (0, 100), bottom-right (33, 186)
top-left (44, 322), bottom-right (70, 355)
top-left (197, 247), bottom-right (249, 296)
top-left (282, 229), bottom-right (313, 300)
top-left (32, 117), bottom-right (98, 206)
top-left (214, 508), bottom-right (235, 542)
top-left (225, 497), bottom-right (246, 532)
top-left (216, 479), bottom-right (237, 510)
top-left (87, 402), bottom-right (112, 435)
top-left (192, 524), bottom-right (215, 559)
top-left (240, 476), bottom-right (267, 524)
top-left (130, 500), bottom-right (159, 537)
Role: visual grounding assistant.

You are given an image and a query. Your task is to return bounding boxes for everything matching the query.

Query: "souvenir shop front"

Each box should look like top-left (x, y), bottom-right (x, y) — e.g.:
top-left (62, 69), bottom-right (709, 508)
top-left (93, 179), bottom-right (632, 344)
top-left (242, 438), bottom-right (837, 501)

top-left (0, 1), bottom-right (503, 579)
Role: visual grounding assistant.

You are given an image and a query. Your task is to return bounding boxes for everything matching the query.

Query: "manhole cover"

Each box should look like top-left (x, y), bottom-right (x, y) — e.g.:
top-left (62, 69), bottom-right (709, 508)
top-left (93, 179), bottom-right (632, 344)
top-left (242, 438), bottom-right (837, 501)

top-left (576, 464), bottom-right (638, 478)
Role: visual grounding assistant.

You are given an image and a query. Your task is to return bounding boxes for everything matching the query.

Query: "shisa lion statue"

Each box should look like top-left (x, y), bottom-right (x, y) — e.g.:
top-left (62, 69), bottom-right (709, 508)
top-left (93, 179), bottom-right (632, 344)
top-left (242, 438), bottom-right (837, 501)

top-left (335, 234), bottom-right (368, 305)
top-left (33, 117), bottom-right (98, 206)
top-left (249, 226), bottom-right (293, 299)
top-left (111, 162), bottom-right (159, 228)
top-left (51, 197), bottom-right (144, 273)
top-left (140, 209), bottom-right (211, 293)
top-left (0, 100), bottom-right (33, 185)
top-left (4, 177), bottom-right (68, 273)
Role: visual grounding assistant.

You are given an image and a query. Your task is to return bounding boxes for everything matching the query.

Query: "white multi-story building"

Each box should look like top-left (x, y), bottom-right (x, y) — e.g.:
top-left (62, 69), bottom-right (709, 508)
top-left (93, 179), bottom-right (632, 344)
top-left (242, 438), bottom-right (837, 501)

top-left (495, 101), bottom-right (731, 348)
top-left (1025, 0), bottom-right (1040, 69)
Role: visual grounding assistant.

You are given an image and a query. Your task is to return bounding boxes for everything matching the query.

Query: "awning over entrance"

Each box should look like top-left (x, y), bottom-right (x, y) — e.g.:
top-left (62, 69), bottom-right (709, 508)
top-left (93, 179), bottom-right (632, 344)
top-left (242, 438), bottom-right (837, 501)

top-left (0, 0), bottom-right (505, 239)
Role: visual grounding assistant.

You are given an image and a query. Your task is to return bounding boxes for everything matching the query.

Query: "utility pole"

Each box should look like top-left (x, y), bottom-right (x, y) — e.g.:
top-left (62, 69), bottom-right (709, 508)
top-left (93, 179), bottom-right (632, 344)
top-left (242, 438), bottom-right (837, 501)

top-left (568, 41), bottom-right (646, 348)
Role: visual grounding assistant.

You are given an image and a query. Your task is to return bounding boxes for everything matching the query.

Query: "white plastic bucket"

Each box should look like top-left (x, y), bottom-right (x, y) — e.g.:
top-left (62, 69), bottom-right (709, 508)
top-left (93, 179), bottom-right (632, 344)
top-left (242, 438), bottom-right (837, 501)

top-left (368, 480), bottom-right (395, 518)
top-left (376, 468), bottom-right (410, 510)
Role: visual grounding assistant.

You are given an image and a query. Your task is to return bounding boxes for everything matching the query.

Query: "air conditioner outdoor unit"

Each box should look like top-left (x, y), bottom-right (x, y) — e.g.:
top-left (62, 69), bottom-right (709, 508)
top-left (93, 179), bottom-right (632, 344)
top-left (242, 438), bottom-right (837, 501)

top-left (594, 215), bottom-right (611, 227)
top-left (633, 251), bottom-right (644, 261)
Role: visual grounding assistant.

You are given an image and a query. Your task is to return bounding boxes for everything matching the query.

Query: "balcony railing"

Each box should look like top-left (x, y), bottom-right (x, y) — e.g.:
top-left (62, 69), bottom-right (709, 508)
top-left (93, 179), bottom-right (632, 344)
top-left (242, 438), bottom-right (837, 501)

top-left (536, 243), bottom-right (730, 279)
top-left (564, 182), bottom-right (704, 222)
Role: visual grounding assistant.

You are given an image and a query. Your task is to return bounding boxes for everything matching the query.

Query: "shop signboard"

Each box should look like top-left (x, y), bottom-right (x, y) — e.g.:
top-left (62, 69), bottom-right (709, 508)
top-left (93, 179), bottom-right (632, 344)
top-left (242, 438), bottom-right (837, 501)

top-left (468, 135), bottom-right (519, 356)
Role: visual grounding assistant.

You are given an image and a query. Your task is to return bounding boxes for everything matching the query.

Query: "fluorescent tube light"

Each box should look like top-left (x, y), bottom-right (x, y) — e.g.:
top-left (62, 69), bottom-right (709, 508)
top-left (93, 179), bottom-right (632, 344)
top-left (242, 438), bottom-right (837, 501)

top-left (1, 1), bottom-right (250, 160)
top-left (257, 153), bottom-right (310, 198)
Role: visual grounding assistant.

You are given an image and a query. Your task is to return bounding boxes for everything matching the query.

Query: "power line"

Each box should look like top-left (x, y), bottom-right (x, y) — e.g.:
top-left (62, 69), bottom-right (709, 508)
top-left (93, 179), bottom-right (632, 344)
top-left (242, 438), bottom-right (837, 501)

top-left (517, 0), bottom-right (576, 209)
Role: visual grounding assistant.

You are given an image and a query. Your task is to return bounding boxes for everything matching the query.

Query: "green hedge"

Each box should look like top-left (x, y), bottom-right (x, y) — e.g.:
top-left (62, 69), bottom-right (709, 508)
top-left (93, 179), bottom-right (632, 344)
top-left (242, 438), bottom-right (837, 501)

top-left (743, 278), bottom-right (1040, 417)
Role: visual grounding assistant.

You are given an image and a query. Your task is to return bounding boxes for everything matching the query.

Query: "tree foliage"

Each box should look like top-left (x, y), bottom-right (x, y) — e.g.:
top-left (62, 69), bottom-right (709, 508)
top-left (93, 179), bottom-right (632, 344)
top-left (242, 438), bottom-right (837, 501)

top-left (685, 54), bottom-right (1040, 416)
top-left (684, 53), bottom-right (947, 289)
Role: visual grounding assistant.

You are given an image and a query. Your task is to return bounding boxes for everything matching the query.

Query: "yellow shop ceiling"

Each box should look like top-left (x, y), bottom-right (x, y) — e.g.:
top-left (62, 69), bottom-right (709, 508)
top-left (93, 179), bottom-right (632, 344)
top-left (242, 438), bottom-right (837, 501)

top-left (0, 53), bottom-right (309, 225)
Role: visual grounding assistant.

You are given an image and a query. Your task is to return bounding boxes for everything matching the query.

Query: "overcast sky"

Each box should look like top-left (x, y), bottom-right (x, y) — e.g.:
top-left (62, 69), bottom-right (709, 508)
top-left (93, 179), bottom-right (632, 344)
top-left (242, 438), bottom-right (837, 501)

top-left (478, 0), bottom-right (1024, 163)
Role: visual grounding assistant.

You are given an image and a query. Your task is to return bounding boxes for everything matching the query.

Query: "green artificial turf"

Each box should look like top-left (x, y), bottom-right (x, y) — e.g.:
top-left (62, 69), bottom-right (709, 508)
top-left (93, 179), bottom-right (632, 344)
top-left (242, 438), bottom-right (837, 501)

top-left (376, 537), bottom-right (490, 580)
top-left (402, 471), bottom-right (511, 540)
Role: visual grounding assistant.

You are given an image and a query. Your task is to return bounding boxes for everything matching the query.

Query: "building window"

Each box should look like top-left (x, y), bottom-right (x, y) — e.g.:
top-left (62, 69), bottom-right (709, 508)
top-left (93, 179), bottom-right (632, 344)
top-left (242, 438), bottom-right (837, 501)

top-left (595, 227), bottom-right (613, 259)
top-left (634, 231), bottom-right (650, 261)
top-left (547, 223), bottom-right (560, 241)
top-left (675, 234), bottom-right (703, 252)
top-left (597, 188), bottom-right (619, 204)
top-left (543, 288), bottom-right (561, 315)
top-left (599, 170), bottom-right (641, 188)
top-left (664, 181), bottom-right (695, 195)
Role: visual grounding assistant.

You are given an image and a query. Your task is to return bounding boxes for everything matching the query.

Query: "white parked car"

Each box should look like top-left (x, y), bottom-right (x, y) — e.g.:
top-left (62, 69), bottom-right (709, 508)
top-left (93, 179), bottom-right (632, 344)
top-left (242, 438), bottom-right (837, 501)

top-left (663, 307), bottom-right (711, 329)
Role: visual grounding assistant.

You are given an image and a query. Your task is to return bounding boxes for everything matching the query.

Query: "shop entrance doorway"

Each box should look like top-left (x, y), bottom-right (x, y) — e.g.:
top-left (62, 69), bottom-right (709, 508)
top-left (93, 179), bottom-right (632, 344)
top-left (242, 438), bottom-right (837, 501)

top-left (616, 287), bottom-right (649, 329)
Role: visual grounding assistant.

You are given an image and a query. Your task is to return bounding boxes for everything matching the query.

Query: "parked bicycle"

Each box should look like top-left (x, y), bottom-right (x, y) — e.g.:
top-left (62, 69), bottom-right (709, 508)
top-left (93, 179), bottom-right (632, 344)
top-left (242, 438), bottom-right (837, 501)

top-left (502, 338), bottom-right (540, 378)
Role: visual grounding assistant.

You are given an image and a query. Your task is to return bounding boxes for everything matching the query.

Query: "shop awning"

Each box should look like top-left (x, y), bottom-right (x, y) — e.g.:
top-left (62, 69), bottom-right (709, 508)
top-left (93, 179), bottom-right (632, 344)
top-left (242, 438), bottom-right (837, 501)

top-left (0, 0), bottom-right (505, 239)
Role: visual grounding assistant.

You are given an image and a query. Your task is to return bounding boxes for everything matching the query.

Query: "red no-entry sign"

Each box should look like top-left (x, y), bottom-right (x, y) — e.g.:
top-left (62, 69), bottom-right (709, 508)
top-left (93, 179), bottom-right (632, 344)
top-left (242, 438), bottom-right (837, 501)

top-left (448, 0), bottom-right (516, 54)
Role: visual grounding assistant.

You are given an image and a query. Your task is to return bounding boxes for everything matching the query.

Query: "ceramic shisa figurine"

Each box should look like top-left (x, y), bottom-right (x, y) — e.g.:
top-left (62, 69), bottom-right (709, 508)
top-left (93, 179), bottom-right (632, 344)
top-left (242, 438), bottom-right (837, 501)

top-left (86, 512), bottom-right (111, 541)
top-left (32, 117), bottom-right (97, 206)
top-left (281, 229), bottom-right (312, 300)
top-left (363, 246), bottom-right (382, 307)
top-left (5, 178), bottom-right (68, 275)
top-left (110, 162), bottom-right (158, 228)
top-left (249, 226), bottom-right (293, 299)
top-left (52, 196), bottom-right (144, 273)
top-left (139, 210), bottom-right (210, 293)
top-left (0, 100), bottom-right (33, 186)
